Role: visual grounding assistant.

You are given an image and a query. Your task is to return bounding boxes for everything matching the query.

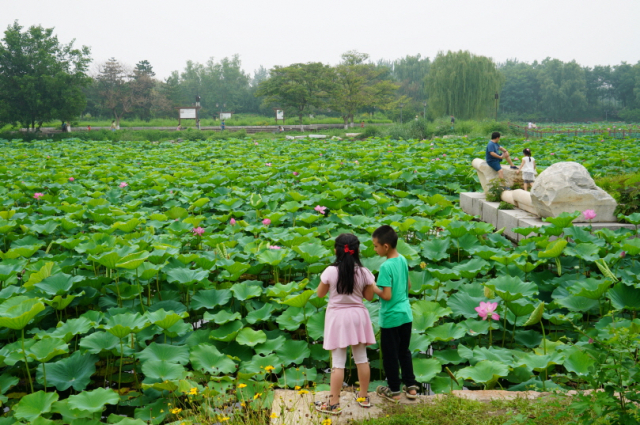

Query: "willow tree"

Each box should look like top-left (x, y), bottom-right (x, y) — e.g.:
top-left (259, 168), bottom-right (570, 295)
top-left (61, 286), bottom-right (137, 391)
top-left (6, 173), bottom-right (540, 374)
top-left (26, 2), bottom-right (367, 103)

top-left (425, 50), bottom-right (503, 119)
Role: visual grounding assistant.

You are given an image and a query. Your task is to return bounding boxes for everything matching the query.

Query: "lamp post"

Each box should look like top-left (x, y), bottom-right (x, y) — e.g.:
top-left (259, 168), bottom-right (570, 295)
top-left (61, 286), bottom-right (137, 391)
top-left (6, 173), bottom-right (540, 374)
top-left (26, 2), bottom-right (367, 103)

top-left (423, 101), bottom-right (427, 119)
top-left (399, 103), bottom-right (405, 124)
top-left (494, 92), bottom-right (499, 121)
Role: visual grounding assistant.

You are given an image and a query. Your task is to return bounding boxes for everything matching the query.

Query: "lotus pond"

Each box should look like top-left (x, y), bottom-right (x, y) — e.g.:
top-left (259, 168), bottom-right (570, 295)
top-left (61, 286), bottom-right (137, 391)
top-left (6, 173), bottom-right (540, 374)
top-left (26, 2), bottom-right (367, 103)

top-left (0, 135), bottom-right (640, 424)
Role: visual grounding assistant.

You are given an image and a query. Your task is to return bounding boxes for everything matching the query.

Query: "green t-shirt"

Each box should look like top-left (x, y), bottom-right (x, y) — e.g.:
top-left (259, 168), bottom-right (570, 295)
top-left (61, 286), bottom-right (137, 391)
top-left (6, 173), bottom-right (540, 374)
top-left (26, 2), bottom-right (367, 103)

top-left (377, 254), bottom-right (413, 328)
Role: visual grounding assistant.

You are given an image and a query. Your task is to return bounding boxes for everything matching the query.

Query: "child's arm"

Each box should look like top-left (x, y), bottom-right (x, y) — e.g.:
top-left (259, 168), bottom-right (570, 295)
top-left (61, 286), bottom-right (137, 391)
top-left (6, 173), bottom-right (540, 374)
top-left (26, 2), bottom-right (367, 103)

top-left (372, 284), bottom-right (392, 301)
top-left (363, 284), bottom-right (374, 301)
top-left (518, 158), bottom-right (525, 172)
top-left (317, 281), bottom-right (329, 298)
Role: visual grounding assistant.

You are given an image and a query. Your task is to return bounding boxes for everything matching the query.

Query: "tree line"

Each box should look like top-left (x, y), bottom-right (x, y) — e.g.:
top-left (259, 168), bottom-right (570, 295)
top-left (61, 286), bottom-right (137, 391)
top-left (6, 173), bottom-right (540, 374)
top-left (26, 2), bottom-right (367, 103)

top-left (1, 21), bottom-right (640, 131)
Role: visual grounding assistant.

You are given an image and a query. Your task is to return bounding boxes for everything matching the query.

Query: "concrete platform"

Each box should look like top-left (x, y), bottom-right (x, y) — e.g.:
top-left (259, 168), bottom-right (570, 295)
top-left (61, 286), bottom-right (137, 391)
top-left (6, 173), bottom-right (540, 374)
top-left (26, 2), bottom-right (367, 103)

top-left (460, 192), bottom-right (635, 242)
top-left (269, 390), bottom-right (547, 425)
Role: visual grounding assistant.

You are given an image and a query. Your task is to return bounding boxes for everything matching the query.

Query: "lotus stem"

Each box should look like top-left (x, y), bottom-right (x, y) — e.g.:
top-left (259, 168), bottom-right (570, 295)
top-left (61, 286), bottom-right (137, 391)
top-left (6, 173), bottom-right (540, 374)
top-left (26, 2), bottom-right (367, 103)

top-left (488, 319), bottom-right (493, 347)
top-left (21, 328), bottom-right (33, 393)
top-left (502, 306), bottom-right (507, 348)
top-left (42, 363), bottom-right (47, 391)
top-left (119, 339), bottom-right (124, 390)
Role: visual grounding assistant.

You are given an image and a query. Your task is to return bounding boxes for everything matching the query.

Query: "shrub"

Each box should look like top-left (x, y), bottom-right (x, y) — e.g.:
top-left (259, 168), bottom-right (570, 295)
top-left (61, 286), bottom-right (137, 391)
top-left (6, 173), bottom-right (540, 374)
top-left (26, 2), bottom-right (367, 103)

top-left (596, 172), bottom-right (640, 215)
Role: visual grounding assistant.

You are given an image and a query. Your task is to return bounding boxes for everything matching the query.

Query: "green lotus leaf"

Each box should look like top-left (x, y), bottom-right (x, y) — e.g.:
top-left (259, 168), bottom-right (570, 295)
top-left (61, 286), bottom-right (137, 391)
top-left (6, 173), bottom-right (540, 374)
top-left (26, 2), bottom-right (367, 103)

top-left (240, 353), bottom-right (282, 378)
top-left (13, 390), bottom-right (59, 422)
top-left (28, 337), bottom-right (68, 362)
top-left (276, 306), bottom-right (309, 331)
top-left (23, 262), bottom-right (55, 288)
top-left (512, 227), bottom-right (537, 236)
top-left (141, 360), bottom-right (187, 382)
top-left (292, 242), bottom-right (331, 263)
top-left (609, 283), bottom-right (640, 311)
top-left (2, 244), bottom-right (43, 259)
top-left (257, 249), bottom-right (288, 266)
top-left (447, 291), bottom-right (484, 319)
top-left (458, 318), bottom-right (490, 336)
top-left (78, 331), bottom-right (120, 354)
top-left (278, 366), bottom-right (317, 388)
top-left (137, 342), bottom-right (190, 365)
top-left (489, 252), bottom-right (522, 265)
top-left (165, 267), bottom-right (209, 285)
top-left (191, 288), bottom-right (232, 310)
top-left (49, 317), bottom-right (93, 342)
top-left (456, 360), bottom-right (509, 386)
top-left (246, 303), bottom-right (276, 325)
top-left (472, 347), bottom-right (516, 367)
top-left (236, 328), bottom-right (267, 347)
top-left (230, 282), bottom-right (263, 301)
top-left (505, 299), bottom-right (536, 317)
top-left (220, 261), bottom-right (251, 281)
top-left (484, 276), bottom-right (538, 302)
top-left (0, 372), bottom-right (19, 394)
top-left (445, 221), bottom-right (470, 238)
top-left (523, 302), bottom-right (545, 326)
top-left (538, 238), bottom-right (567, 258)
top-left (454, 258), bottom-right (489, 279)
top-left (306, 308), bottom-right (326, 341)
top-left (569, 277), bottom-right (610, 300)
top-left (209, 320), bottom-right (243, 342)
top-left (266, 282), bottom-right (299, 298)
top-left (276, 339), bottom-right (310, 365)
top-left (412, 300), bottom-right (452, 329)
top-left (40, 351), bottom-right (97, 391)
top-left (0, 296), bottom-right (45, 330)
top-left (432, 349), bottom-right (465, 365)
top-left (622, 238), bottom-right (640, 255)
top-left (254, 335), bottom-right (287, 356)
top-left (564, 243), bottom-right (601, 262)
top-left (543, 211), bottom-right (580, 228)
top-left (555, 296), bottom-right (599, 312)
top-left (563, 349), bottom-right (595, 376)
top-left (426, 323), bottom-right (466, 342)
top-left (146, 308), bottom-right (189, 330)
top-left (103, 313), bottom-right (150, 339)
top-left (516, 351), bottom-right (564, 372)
top-left (426, 266), bottom-right (460, 281)
top-left (44, 291), bottom-right (83, 310)
top-left (430, 372), bottom-right (464, 394)
top-left (409, 333), bottom-right (432, 352)
top-left (413, 358), bottom-right (441, 383)
top-left (279, 289), bottom-right (314, 308)
top-left (115, 251), bottom-right (150, 269)
top-left (203, 310), bottom-right (242, 325)
top-left (190, 344), bottom-right (237, 374)
top-left (111, 217), bottom-right (140, 233)
top-left (67, 387), bottom-right (120, 413)
top-left (166, 206), bottom-right (188, 219)
top-left (189, 197), bottom-right (211, 210)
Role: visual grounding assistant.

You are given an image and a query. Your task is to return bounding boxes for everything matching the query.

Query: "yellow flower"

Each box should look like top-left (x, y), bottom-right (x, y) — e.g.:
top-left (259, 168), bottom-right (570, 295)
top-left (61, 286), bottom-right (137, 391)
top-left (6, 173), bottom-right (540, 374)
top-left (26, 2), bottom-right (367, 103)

top-left (241, 402), bottom-right (246, 407)
top-left (189, 387), bottom-right (198, 395)
top-left (254, 392), bottom-right (263, 399)
top-left (357, 397), bottom-right (366, 402)
top-left (264, 365), bottom-right (275, 372)
top-left (294, 386), bottom-right (301, 390)
top-left (220, 417), bottom-right (230, 422)
top-left (420, 261), bottom-right (427, 269)
top-left (171, 408), bottom-right (182, 414)
top-left (160, 409), bottom-right (164, 413)
top-left (297, 390), bottom-right (309, 395)
top-left (322, 419), bottom-right (332, 425)
top-left (270, 412), bottom-right (278, 418)
top-left (238, 383), bottom-right (247, 389)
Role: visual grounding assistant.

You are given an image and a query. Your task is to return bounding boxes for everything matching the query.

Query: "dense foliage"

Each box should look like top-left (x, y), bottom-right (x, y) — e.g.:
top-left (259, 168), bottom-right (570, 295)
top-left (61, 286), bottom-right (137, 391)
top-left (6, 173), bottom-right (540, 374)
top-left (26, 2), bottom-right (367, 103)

top-left (1, 134), bottom-right (640, 424)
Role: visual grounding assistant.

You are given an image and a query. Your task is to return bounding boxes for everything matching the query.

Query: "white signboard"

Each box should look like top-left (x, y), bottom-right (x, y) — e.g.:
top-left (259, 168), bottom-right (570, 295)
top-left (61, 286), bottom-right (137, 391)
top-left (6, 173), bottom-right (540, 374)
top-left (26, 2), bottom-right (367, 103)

top-left (220, 112), bottom-right (232, 120)
top-left (276, 110), bottom-right (284, 120)
top-left (179, 108), bottom-right (197, 119)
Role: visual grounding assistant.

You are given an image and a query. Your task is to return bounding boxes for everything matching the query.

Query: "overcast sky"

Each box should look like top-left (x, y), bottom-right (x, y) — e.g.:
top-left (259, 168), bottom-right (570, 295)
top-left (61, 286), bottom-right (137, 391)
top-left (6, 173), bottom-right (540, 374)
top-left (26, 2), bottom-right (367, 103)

top-left (3, 0), bottom-right (640, 79)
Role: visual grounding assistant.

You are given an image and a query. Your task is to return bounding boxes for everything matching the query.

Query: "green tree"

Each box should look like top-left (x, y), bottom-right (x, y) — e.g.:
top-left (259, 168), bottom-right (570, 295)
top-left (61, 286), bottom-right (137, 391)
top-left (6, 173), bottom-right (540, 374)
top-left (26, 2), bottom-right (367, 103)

top-left (425, 50), bottom-right (503, 120)
top-left (95, 58), bottom-right (135, 126)
top-left (0, 21), bottom-right (91, 130)
top-left (537, 58), bottom-right (587, 121)
top-left (256, 62), bottom-right (335, 125)
top-left (330, 51), bottom-right (400, 128)
top-left (498, 60), bottom-right (540, 118)
top-left (131, 60), bottom-right (157, 121)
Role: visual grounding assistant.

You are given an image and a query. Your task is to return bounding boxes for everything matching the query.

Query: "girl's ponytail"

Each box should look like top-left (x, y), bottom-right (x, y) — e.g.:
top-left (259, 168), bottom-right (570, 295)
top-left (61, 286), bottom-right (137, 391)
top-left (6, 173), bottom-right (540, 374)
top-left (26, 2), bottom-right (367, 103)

top-left (333, 233), bottom-right (363, 295)
top-left (523, 148), bottom-right (532, 162)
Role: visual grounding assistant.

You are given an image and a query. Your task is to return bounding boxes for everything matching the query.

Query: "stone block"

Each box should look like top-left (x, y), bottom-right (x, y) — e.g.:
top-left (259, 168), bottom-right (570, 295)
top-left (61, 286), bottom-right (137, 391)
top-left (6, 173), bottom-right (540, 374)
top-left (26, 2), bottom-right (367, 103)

top-left (460, 193), bottom-right (485, 217)
top-left (530, 162), bottom-right (617, 222)
top-left (498, 209), bottom-right (539, 242)
top-left (482, 201), bottom-right (500, 228)
top-left (472, 158), bottom-right (531, 194)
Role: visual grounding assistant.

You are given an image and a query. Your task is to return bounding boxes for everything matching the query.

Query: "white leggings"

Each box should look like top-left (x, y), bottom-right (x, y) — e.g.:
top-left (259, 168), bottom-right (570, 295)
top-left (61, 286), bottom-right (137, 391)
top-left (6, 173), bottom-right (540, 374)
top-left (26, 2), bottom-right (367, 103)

top-left (331, 343), bottom-right (368, 369)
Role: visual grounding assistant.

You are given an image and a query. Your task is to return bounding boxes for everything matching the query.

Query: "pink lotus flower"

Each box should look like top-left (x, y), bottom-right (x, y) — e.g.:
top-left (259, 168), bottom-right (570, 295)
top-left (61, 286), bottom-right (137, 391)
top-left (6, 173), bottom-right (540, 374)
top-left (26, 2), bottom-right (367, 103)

top-left (254, 142), bottom-right (259, 145)
top-left (621, 251), bottom-right (626, 258)
top-left (119, 182), bottom-right (128, 188)
top-left (583, 210), bottom-right (597, 220)
top-left (262, 218), bottom-right (271, 226)
top-left (69, 177), bottom-right (74, 182)
top-left (33, 192), bottom-right (44, 200)
top-left (292, 172), bottom-right (299, 176)
top-left (269, 245), bottom-right (281, 250)
top-left (588, 338), bottom-right (594, 344)
top-left (319, 153), bottom-right (323, 156)
top-left (230, 218), bottom-right (236, 226)
top-left (442, 154), bottom-right (446, 157)
top-left (475, 301), bottom-right (499, 321)
top-left (266, 163), bottom-right (272, 166)
top-left (430, 143), bottom-right (434, 146)
top-left (550, 153), bottom-right (555, 156)
top-left (355, 160), bottom-right (359, 164)
top-left (314, 205), bottom-right (327, 214)
top-left (191, 227), bottom-right (205, 236)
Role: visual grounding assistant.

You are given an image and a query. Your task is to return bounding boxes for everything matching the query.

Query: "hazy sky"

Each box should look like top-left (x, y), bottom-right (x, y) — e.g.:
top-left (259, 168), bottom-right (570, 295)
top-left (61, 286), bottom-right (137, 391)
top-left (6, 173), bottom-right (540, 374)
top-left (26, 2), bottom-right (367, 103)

top-left (3, 0), bottom-right (640, 79)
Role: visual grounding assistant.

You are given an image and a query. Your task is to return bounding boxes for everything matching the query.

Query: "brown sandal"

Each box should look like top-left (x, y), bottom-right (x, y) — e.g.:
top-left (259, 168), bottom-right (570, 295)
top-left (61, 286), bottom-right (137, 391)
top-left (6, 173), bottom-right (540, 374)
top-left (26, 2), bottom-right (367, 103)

top-left (314, 401), bottom-right (342, 415)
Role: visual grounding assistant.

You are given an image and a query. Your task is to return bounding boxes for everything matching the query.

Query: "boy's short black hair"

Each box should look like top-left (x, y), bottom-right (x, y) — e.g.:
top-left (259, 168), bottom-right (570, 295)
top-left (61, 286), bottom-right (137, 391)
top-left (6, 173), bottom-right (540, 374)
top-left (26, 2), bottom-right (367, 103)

top-left (491, 131), bottom-right (501, 140)
top-left (372, 225), bottom-right (398, 248)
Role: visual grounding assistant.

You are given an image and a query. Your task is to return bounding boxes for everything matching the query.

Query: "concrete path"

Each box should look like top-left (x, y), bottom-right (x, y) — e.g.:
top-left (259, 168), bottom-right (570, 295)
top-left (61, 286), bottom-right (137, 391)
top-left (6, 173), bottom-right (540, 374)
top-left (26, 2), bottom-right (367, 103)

top-left (270, 390), bottom-right (547, 425)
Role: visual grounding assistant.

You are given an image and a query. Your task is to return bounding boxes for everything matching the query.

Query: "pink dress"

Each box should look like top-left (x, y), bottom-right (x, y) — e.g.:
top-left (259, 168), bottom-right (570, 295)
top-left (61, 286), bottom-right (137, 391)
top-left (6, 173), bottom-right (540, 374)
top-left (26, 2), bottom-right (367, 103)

top-left (320, 266), bottom-right (377, 350)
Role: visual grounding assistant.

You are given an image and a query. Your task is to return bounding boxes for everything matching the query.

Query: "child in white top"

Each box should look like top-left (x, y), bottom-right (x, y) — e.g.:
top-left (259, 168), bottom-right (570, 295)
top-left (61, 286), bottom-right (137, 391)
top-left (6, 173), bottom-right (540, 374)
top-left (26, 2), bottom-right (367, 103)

top-left (518, 148), bottom-right (536, 191)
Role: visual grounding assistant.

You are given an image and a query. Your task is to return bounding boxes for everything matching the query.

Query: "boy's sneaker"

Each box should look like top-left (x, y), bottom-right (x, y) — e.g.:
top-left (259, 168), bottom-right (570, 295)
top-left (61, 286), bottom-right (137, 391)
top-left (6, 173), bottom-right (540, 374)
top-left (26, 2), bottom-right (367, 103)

top-left (510, 166), bottom-right (518, 169)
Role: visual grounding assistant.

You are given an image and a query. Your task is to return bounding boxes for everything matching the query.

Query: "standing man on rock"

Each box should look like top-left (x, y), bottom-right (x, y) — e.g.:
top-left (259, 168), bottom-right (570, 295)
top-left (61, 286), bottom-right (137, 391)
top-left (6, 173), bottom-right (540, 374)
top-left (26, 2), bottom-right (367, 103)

top-left (485, 131), bottom-right (517, 180)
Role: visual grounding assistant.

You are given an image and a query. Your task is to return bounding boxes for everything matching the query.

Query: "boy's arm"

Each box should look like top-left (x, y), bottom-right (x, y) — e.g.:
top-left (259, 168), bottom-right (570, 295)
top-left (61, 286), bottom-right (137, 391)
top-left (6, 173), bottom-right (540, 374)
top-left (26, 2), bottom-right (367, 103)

top-left (373, 284), bottom-right (392, 301)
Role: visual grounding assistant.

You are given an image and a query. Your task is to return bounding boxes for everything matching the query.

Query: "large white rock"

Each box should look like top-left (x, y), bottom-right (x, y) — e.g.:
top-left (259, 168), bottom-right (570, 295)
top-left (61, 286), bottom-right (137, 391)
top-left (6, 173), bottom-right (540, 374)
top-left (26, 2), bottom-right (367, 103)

top-left (530, 162), bottom-right (617, 222)
top-left (472, 158), bottom-right (528, 194)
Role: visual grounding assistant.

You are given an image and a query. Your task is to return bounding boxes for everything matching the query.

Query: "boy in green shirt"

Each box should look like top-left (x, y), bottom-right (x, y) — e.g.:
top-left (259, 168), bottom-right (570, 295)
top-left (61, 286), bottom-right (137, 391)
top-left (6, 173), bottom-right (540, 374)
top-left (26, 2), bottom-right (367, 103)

top-left (371, 225), bottom-right (419, 401)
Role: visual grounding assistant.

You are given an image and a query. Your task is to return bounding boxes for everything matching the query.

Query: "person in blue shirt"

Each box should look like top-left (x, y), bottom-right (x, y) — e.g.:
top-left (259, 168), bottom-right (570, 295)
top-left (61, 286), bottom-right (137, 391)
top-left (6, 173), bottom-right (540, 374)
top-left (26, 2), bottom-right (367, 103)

top-left (485, 131), bottom-right (517, 180)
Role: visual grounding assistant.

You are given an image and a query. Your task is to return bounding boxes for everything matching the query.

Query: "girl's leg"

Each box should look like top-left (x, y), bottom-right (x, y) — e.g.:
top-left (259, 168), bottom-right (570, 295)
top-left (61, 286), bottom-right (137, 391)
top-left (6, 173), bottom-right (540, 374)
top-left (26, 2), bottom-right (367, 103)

top-left (352, 344), bottom-right (370, 398)
top-left (524, 182), bottom-right (529, 191)
top-left (330, 347), bottom-right (347, 405)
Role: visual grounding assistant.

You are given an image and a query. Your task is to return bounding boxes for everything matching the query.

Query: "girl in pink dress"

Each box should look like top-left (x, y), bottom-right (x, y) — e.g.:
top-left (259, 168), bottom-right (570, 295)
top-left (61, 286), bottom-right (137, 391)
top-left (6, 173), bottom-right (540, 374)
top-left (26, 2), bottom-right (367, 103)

top-left (314, 233), bottom-right (376, 414)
